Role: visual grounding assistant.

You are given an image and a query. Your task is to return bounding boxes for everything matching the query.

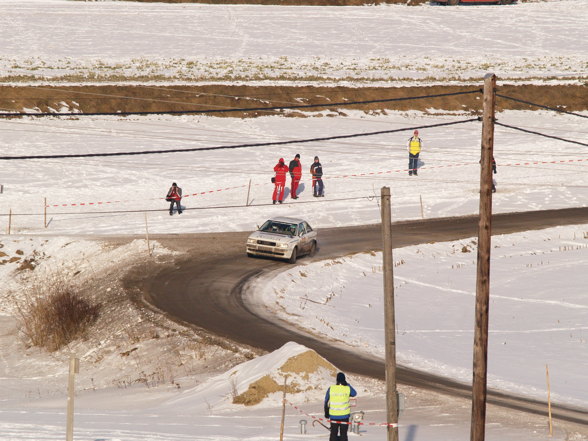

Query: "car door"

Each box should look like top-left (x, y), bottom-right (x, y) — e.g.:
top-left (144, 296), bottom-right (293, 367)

top-left (298, 222), bottom-right (309, 253)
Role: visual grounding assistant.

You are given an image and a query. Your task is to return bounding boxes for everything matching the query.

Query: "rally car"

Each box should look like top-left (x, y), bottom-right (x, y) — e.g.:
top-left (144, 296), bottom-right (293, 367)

top-left (246, 217), bottom-right (318, 264)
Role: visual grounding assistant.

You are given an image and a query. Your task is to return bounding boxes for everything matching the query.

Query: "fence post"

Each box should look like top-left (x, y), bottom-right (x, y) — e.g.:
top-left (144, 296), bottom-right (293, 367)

top-left (546, 364), bottom-right (553, 436)
top-left (246, 179), bottom-right (252, 206)
top-left (144, 213), bottom-right (152, 256)
top-left (7, 209), bottom-right (12, 235)
top-left (66, 356), bottom-right (79, 441)
top-left (44, 197), bottom-right (48, 228)
top-left (279, 376), bottom-right (288, 441)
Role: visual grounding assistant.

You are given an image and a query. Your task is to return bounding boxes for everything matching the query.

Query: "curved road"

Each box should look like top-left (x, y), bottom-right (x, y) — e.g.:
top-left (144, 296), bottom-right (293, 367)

top-left (134, 207), bottom-right (588, 425)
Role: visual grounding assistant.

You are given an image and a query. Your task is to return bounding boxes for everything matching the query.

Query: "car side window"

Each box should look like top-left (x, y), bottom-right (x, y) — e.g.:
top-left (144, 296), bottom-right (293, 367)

top-left (303, 222), bottom-right (313, 232)
top-left (298, 223), bottom-right (306, 236)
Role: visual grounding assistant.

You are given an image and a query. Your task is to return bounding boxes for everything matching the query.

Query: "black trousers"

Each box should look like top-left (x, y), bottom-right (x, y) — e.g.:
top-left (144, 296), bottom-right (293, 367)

top-left (169, 200), bottom-right (182, 213)
top-left (330, 418), bottom-right (350, 441)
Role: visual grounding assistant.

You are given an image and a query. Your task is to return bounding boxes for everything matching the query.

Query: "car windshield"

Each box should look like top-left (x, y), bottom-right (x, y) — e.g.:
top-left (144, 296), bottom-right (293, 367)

top-left (259, 220), bottom-right (297, 236)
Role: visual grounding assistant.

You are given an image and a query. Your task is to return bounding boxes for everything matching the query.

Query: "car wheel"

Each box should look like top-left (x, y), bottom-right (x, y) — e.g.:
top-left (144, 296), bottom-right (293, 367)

top-left (309, 241), bottom-right (317, 257)
top-left (288, 247), bottom-right (298, 264)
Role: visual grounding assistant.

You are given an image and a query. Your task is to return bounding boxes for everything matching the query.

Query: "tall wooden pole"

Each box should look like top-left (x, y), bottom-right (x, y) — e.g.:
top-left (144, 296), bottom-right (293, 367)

top-left (470, 73), bottom-right (496, 441)
top-left (381, 186), bottom-right (399, 441)
top-left (44, 197), bottom-right (47, 228)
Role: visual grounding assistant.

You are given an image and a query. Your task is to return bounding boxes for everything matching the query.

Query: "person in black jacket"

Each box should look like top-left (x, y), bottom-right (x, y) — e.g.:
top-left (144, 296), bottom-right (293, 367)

top-left (310, 156), bottom-right (324, 197)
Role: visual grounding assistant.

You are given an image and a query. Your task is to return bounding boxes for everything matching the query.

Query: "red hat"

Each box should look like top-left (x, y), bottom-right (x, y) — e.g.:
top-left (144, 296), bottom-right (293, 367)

top-left (279, 158), bottom-right (284, 163)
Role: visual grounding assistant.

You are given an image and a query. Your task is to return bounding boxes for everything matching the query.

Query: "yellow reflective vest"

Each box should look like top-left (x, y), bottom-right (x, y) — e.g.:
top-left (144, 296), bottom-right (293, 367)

top-left (328, 385), bottom-right (352, 416)
top-left (408, 136), bottom-right (422, 155)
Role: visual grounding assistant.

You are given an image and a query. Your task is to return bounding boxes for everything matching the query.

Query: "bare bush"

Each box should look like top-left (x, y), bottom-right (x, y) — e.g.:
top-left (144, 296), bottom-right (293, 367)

top-left (14, 281), bottom-right (101, 352)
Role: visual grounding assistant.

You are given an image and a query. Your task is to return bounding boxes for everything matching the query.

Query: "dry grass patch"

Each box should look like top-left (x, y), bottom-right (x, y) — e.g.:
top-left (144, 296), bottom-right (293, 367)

top-left (14, 278), bottom-right (101, 352)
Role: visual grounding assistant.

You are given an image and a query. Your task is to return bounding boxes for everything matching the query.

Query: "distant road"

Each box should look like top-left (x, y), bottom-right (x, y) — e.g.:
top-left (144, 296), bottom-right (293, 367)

top-left (138, 207), bottom-right (588, 425)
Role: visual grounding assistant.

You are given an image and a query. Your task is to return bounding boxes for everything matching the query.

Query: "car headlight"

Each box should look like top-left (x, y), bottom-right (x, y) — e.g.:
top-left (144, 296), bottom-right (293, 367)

top-left (276, 243), bottom-right (289, 249)
top-left (247, 238), bottom-right (257, 245)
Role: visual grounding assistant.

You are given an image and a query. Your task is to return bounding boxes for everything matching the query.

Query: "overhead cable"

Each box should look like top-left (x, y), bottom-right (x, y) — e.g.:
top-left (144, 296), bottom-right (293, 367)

top-left (496, 93), bottom-right (588, 119)
top-left (0, 118), bottom-right (479, 160)
top-left (0, 89), bottom-right (482, 118)
top-left (496, 122), bottom-right (588, 147)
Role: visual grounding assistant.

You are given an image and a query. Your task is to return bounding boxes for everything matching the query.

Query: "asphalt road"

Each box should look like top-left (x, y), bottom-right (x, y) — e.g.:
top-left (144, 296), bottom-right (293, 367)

top-left (138, 207), bottom-right (588, 425)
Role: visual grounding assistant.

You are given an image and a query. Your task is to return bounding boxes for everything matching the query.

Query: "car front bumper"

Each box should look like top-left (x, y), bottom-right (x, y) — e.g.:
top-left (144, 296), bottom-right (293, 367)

top-left (246, 241), bottom-right (292, 259)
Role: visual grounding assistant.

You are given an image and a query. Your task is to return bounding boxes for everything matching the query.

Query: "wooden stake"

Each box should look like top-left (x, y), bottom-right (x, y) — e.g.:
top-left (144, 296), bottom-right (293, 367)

top-left (66, 356), bottom-right (79, 441)
top-left (7, 209), bottom-right (12, 235)
top-left (546, 364), bottom-right (553, 436)
top-left (44, 197), bottom-right (47, 228)
top-left (279, 376), bottom-right (288, 441)
top-left (144, 213), bottom-right (152, 256)
top-left (381, 186), bottom-right (399, 441)
top-left (246, 179), bottom-right (252, 206)
top-left (470, 73), bottom-right (496, 441)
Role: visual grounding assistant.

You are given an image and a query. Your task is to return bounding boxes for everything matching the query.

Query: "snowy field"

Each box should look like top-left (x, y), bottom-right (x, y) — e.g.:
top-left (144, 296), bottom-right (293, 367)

top-left (0, 0), bottom-right (587, 84)
top-left (0, 110), bottom-right (586, 235)
top-left (0, 0), bottom-right (587, 440)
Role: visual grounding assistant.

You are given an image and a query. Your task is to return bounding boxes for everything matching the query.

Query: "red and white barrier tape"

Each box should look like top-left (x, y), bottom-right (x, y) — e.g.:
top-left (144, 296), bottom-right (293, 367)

top-left (46, 184), bottom-right (247, 208)
top-left (44, 157), bottom-right (587, 208)
top-left (287, 401), bottom-right (398, 428)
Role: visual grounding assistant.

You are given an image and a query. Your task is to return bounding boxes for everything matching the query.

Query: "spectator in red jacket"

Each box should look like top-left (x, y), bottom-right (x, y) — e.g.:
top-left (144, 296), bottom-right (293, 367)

top-left (166, 182), bottom-right (183, 215)
top-left (288, 153), bottom-right (302, 199)
top-left (273, 158), bottom-right (289, 204)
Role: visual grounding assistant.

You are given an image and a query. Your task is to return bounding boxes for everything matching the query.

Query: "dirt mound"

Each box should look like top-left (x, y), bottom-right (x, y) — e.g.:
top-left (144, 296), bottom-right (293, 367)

top-left (233, 348), bottom-right (336, 406)
top-left (1, 84), bottom-right (585, 117)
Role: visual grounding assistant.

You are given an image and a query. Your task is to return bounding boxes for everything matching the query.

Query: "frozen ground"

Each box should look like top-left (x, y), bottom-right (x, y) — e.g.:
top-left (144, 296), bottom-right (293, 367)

top-left (0, 0), bottom-right (586, 84)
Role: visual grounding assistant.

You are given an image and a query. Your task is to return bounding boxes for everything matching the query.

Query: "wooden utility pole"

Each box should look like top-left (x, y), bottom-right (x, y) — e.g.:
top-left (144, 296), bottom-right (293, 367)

top-left (381, 186), bottom-right (399, 441)
top-left (470, 73), bottom-right (496, 441)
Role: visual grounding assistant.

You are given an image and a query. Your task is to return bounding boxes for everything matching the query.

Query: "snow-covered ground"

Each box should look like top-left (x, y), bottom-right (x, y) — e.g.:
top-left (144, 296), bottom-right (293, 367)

top-left (256, 225), bottom-right (588, 409)
top-left (1, 110), bottom-right (587, 235)
top-left (1, 0), bottom-right (586, 84)
top-left (0, 1), bottom-right (587, 440)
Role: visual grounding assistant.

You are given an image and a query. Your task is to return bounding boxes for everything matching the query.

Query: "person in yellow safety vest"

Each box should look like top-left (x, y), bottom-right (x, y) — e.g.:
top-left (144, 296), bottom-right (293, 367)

top-left (324, 372), bottom-right (357, 441)
top-left (407, 129), bottom-right (423, 176)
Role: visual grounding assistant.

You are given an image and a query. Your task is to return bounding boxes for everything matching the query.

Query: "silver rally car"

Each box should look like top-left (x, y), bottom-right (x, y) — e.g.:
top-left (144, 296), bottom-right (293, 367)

top-left (246, 217), bottom-right (318, 263)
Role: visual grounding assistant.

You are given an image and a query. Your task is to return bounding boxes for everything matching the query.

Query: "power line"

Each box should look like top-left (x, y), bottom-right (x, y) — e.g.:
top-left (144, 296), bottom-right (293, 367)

top-left (496, 93), bottom-right (588, 119)
top-left (495, 122), bottom-right (588, 147)
top-left (0, 89), bottom-right (481, 118)
top-left (0, 118), bottom-right (479, 160)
